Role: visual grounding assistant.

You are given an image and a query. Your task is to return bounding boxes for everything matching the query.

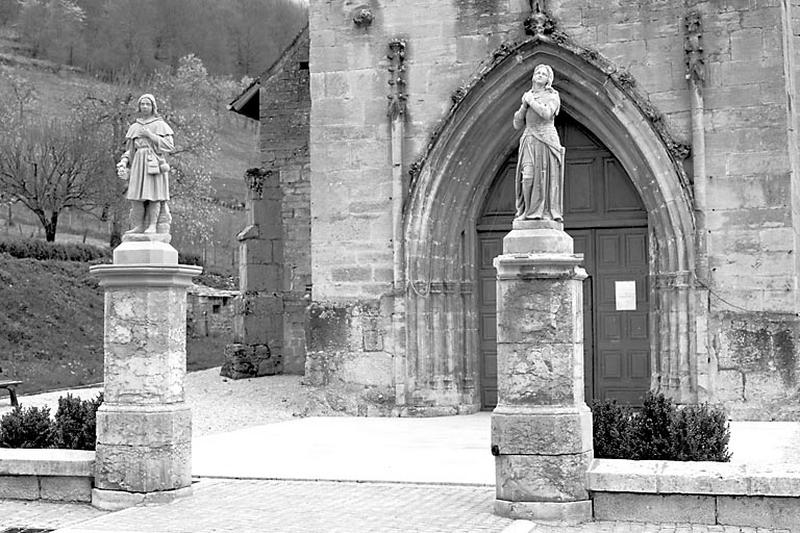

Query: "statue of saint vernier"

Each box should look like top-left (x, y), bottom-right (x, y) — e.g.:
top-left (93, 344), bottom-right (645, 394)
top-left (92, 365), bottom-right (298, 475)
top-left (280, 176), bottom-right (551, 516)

top-left (116, 93), bottom-right (175, 235)
top-left (512, 64), bottom-right (565, 221)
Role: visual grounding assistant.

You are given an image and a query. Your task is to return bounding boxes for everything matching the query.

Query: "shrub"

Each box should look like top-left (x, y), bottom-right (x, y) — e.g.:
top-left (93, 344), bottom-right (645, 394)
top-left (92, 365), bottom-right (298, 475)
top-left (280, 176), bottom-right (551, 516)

top-left (591, 399), bottom-right (635, 459)
top-left (52, 392), bottom-right (104, 450)
top-left (0, 393), bottom-right (103, 450)
top-left (0, 405), bottom-right (55, 448)
top-left (0, 237), bottom-right (110, 262)
top-left (591, 392), bottom-right (731, 462)
top-left (631, 392), bottom-right (676, 460)
top-left (672, 403), bottom-right (731, 462)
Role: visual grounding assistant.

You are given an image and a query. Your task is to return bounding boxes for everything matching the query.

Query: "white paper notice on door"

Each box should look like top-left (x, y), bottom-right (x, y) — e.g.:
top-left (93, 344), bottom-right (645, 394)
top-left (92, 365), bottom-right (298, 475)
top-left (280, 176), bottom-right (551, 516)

top-left (615, 281), bottom-right (637, 311)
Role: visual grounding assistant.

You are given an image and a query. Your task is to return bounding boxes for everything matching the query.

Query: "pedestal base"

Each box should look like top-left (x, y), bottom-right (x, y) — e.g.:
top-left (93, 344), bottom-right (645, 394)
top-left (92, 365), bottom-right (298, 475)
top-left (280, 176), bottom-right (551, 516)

top-left (494, 498), bottom-right (592, 524)
top-left (92, 485), bottom-right (192, 511)
top-left (504, 220), bottom-right (573, 254)
top-left (115, 234), bottom-right (177, 265)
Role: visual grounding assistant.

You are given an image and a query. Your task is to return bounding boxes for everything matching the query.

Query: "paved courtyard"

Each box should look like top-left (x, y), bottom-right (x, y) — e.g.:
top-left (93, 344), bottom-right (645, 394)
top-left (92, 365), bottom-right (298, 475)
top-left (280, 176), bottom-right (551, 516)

top-left (0, 372), bottom-right (798, 532)
top-left (0, 479), bottom-right (793, 533)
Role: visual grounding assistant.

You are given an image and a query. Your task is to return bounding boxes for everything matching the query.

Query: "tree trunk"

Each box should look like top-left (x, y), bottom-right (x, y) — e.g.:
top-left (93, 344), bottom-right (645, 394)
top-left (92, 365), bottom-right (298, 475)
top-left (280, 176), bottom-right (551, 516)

top-left (44, 211), bottom-right (58, 242)
top-left (109, 211), bottom-right (122, 248)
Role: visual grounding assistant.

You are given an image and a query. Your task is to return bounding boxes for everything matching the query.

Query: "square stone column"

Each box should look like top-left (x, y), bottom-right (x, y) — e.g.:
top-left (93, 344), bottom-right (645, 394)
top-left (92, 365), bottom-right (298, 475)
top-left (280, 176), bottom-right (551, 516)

top-left (89, 234), bottom-right (202, 511)
top-left (492, 220), bottom-right (593, 524)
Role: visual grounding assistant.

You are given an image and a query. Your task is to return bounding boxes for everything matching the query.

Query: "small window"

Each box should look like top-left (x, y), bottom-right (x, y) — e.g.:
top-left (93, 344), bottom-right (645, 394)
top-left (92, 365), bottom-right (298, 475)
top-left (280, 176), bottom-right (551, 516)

top-left (212, 304), bottom-right (221, 314)
top-left (299, 61), bottom-right (309, 70)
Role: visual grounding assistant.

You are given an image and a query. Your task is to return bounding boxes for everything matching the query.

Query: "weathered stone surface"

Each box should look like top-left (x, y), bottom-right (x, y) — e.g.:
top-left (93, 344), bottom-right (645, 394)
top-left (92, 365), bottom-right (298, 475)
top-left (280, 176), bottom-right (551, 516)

top-left (91, 485), bottom-right (193, 511)
top-left (496, 342), bottom-right (583, 406)
top-left (39, 476), bottom-right (92, 502)
top-left (586, 459), bottom-right (661, 494)
top-left (717, 495), bottom-right (800, 528)
top-left (495, 452), bottom-right (592, 502)
top-left (0, 449), bottom-right (94, 477)
top-left (104, 286), bottom-right (187, 404)
top-left (0, 475), bottom-right (38, 500)
top-left (220, 343), bottom-right (282, 379)
top-left (658, 460), bottom-right (749, 495)
top-left (587, 459), bottom-right (800, 498)
top-left (96, 404), bottom-right (192, 447)
top-left (494, 499), bottom-right (592, 525)
top-left (496, 279), bottom-right (582, 345)
top-left (94, 441), bottom-right (191, 492)
top-left (748, 462), bottom-right (800, 496)
top-left (491, 406), bottom-right (592, 455)
top-left (592, 492), bottom-right (716, 524)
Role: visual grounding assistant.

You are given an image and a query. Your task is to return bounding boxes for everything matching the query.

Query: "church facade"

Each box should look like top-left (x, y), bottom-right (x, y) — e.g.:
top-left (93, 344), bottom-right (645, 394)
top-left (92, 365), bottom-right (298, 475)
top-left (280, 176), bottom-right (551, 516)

top-left (228, 0), bottom-right (800, 419)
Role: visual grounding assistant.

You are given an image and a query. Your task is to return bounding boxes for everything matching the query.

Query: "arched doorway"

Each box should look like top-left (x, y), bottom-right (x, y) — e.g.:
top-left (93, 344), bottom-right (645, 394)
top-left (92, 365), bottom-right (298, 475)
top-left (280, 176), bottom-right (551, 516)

top-left (477, 114), bottom-right (649, 409)
top-left (400, 38), bottom-right (705, 414)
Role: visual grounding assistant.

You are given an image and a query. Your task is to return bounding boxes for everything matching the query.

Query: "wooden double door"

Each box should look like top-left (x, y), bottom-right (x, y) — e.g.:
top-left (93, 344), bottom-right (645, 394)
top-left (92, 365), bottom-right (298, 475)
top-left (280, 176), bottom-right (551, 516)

top-left (478, 115), bottom-right (650, 408)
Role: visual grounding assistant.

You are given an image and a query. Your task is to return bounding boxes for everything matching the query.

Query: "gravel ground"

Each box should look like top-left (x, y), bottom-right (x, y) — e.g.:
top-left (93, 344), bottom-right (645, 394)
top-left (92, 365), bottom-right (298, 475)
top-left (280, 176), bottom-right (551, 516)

top-left (0, 367), bottom-right (337, 436)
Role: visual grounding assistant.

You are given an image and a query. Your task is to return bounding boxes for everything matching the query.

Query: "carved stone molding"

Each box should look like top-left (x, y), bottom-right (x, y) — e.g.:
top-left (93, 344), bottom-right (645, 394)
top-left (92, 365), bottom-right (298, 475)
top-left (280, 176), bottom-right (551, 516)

top-left (244, 167), bottom-right (273, 199)
top-left (387, 39), bottom-right (407, 120)
top-left (652, 270), bottom-right (693, 289)
top-left (352, 6), bottom-right (373, 27)
top-left (684, 10), bottom-right (705, 85)
top-left (524, 1), bottom-right (556, 37)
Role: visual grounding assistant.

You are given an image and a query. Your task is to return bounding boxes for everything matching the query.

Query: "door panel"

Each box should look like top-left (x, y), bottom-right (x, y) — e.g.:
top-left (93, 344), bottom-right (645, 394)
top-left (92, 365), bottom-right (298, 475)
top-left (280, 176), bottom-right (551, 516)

top-left (478, 236), bottom-right (502, 408)
top-left (592, 227), bottom-right (650, 404)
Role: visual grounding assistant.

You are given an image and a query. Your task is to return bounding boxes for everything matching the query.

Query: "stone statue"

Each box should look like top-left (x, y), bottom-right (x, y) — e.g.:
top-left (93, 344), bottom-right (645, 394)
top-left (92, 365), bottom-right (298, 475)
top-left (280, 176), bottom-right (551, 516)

top-left (116, 93), bottom-right (174, 235)
top-left (512, 63), bottom-right (565, 221)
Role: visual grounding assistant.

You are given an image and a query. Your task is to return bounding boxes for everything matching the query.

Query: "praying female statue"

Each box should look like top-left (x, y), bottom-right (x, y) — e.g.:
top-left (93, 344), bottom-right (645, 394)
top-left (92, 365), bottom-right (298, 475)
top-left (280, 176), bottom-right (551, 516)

top-left (512, 63), bottom-right (565, 221)
top-left (116, 93), bottom-right (174, 234)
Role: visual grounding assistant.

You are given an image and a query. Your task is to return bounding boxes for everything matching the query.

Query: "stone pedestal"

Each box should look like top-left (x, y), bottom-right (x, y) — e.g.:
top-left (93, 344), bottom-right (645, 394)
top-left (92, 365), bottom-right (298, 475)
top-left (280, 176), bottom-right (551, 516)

top-left (492, 220), bottom-right (593, 524)
top-left (89, 234), bottom-right (201, 511)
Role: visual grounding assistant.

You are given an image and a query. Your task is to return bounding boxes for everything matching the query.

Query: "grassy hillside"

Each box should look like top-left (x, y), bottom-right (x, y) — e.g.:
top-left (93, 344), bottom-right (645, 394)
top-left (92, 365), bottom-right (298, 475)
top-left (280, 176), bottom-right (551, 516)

top-left (0, 255), bottom-right (105, 393)
top-left (0, 254), bottom-right (230, 395)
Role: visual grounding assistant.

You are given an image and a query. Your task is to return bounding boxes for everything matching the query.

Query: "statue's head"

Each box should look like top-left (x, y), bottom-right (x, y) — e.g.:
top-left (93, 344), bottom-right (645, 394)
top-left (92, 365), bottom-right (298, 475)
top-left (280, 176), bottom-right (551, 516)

top-left (532, 64), bottom-right (554, 89)
top-left (137, 94), bottom-right (158, 116)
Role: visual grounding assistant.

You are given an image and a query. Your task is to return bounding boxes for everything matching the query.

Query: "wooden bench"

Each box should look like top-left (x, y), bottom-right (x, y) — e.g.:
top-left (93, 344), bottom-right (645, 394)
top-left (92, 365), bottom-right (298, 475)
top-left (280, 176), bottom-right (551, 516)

top-left (0, 380), bottom-right (22, 407)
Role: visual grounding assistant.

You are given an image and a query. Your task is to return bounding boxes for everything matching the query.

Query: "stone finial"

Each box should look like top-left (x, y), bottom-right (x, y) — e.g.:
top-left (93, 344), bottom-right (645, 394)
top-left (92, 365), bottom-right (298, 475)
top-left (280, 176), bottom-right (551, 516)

top-left (524, 0), bottom-right (556, 37)
top-left (244, 167), bottom-right (272, 199)
top-left (387, 39), bottom-right (407, 120)
top-left (684, 10), bottom-right (705, 85)
top-left (352, 7), bottom-right (373, 26)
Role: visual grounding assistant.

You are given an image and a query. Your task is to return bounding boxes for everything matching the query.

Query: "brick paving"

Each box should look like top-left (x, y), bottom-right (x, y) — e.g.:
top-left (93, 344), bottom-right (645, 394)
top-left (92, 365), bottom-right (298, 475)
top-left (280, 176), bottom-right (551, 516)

top-left (51, 479), bottom-right (511, 533)
top-left (0, 479), bottom-right (793, 533)
top-left (0, 500), bottom-right (104, 530)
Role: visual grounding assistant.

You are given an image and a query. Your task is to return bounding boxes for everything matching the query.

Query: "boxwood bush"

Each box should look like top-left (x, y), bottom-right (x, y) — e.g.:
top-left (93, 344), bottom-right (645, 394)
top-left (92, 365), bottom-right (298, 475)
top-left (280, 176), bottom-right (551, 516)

top-left (0, 393), bottom-right (103, 450)
top-left (591, 392), bottom-right (731, 462)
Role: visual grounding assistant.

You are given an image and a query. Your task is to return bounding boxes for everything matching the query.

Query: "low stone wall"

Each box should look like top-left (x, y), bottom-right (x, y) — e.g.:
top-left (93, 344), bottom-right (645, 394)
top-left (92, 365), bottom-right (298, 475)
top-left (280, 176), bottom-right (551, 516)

top-left (588, 459), bottom-right (800, 529)
top-left (0, 449), bottom-right (94, 503)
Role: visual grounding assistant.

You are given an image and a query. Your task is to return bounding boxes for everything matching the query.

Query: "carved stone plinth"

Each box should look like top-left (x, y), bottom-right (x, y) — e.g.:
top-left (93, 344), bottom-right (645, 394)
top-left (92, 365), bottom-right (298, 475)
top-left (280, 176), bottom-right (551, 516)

top-left (492, 224), bottom-right (592, 524)
top-left (89, 237), bottom-right (201, 510)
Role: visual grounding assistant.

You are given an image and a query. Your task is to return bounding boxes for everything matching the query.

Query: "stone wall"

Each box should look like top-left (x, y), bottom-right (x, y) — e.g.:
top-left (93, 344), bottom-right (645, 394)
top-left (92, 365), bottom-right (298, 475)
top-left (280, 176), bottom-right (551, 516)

top-left (265, 28), bottom-right (312, 374)
top-left (300, 0), bottom-right (800, 416)
top-left (234, 27), bottom-right (311, 375)
top-left (186, 287), bottom-right (237, 338)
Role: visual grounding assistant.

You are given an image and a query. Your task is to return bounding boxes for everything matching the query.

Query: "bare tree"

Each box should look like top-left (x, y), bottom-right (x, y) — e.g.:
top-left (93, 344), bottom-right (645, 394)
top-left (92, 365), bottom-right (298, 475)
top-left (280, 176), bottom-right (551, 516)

top-left (0, 115), bottom-right (105, 241)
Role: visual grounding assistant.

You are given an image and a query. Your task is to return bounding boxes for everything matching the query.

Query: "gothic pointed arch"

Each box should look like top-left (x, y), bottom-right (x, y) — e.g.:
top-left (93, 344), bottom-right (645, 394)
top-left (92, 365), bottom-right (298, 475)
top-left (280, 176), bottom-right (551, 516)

top-left (400, 37), bottom-right (707, 411)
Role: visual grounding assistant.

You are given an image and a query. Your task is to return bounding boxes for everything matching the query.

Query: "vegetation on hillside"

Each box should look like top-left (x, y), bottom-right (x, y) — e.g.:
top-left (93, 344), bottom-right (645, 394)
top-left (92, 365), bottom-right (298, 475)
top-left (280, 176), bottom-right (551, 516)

top-left (2, 0), bottom-right (307, 79)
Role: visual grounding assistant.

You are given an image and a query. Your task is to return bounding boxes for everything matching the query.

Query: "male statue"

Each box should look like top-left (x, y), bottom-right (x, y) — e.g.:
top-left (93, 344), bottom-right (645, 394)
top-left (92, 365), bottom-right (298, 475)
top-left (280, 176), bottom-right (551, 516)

top-left (116, 93), bottom-right (174, 235)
